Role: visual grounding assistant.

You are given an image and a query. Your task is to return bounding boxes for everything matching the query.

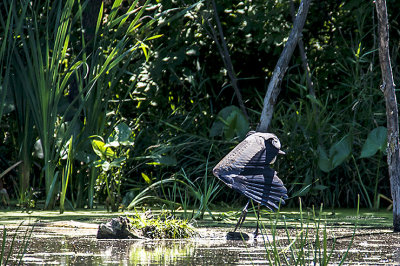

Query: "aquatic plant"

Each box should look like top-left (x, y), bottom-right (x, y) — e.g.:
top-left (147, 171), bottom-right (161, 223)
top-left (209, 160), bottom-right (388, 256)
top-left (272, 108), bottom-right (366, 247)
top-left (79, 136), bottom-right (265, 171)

top-left (178, 166), bottom-right (221, 220)
top-left (156, 143), bottom-right (222, 220)
top-left (91, 122), bottom-right (134, 212)
top-left (0, 222), bottom-right (34, 265)
top-left (1, 0), bottom-right (163, 210)
top-left (128, 209), bottom-right (196, 239)
top-left (257, 197), bottom-right (359, 265)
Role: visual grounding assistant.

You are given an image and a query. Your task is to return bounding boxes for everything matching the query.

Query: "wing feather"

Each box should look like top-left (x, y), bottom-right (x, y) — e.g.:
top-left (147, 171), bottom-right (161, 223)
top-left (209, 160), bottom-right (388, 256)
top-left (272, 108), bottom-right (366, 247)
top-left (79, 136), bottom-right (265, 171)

top-left (213, 133), bottom-right (288, 210)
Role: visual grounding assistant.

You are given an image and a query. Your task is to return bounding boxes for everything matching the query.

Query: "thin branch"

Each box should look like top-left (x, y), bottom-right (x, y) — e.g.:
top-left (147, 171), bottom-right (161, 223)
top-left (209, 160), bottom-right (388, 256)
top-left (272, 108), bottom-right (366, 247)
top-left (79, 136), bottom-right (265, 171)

top-left (290, 0), bottom-right (315, 97)
top-left (206, 0), bottom-right (249, 120)
top-left (257, 0), bottom-right (311, 132)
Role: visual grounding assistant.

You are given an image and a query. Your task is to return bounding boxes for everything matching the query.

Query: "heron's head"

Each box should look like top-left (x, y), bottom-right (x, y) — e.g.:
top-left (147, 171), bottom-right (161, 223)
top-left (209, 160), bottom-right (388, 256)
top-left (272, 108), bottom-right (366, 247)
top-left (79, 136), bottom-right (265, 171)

top-left (256, 133), bottom-right (285, 154)
top-left (255, 133), bottom-right (285, 164)
top-left (269, 135), bottom-right (285, 155)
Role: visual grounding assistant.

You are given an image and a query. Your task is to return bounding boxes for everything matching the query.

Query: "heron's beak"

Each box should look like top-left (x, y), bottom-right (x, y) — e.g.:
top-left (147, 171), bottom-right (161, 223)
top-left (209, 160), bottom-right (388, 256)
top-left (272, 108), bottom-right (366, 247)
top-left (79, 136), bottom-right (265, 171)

top-left (278, 150), bottom-right (286, 155)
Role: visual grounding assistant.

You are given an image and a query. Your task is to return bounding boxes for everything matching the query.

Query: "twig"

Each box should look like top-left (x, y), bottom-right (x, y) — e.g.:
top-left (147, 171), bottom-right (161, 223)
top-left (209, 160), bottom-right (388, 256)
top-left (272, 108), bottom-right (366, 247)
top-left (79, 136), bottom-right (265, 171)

top-left (206, 0), bottom-right (249, 120)
top-left (257, 0), bottom-right (311, 132)
top-left (290, 0), bottom-right (315, 97)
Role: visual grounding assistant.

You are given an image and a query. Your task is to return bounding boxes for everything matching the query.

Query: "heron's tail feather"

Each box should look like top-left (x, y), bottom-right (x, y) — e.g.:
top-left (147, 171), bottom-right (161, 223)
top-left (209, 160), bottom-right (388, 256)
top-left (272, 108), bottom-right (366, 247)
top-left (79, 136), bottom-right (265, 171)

top-left (230, 173), bottom-right (288, 211)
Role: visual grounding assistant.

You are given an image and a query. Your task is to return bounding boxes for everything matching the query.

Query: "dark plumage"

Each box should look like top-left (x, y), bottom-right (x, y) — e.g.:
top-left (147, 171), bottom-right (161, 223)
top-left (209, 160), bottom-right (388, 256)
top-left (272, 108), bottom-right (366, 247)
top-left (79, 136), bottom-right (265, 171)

top-left (213, 131), bottom-right (287, 236)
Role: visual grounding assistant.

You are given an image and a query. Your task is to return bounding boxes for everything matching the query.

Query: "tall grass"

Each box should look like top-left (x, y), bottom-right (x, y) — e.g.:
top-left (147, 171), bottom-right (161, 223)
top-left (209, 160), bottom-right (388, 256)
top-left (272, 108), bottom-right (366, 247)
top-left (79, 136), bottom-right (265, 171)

top-left (178, 167), bottom-right (221, 220)
top-left (0, 0), bottom-right (18, 123)
top-left (0, 222), bottom-right (34, 265)
top-left (7, 0), bottom-right (160, 209)
top-left (0, 1), bottom-right (34, 205)
top-left (1, 0), bottom-right (395, 211)
top-left (260, 197), bottom-right (359, 265)
top-left (145, 130), bottom-right (227, 219)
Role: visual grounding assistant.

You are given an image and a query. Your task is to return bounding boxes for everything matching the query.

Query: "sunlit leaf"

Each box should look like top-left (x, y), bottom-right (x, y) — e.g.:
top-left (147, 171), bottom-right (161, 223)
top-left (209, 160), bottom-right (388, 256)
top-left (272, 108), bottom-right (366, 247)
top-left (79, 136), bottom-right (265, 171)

top-left (101, 160), bottom-right (111, 172)
top-left (141, 172), bottom-right (151, 184)
top-left (146, 34), bottom-right (164, 41)
top-left (33, 139), bottom-right (44, 159)
top-left (139, 41), bottom-right (149, 61)
top-left (107, 122), bottom-right (133, 147)
top-left (92, 139), bottom-right (115, 159)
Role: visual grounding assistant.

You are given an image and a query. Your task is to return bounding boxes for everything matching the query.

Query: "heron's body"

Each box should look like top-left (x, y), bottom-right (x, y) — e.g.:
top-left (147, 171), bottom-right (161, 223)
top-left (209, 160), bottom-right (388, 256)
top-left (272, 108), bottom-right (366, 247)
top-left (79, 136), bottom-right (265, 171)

top-left (213, 132), bottom-right (287, 236)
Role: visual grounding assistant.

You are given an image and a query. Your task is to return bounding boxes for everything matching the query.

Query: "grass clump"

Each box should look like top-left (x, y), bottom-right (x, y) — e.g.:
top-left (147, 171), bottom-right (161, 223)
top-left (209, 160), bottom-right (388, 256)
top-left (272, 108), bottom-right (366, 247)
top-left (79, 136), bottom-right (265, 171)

top-left (258, 197), bottom-right (359, 265)
top-left (1, 222), bottom-right (33, 265)
top-left (128, 210), bottom-right (196, 239)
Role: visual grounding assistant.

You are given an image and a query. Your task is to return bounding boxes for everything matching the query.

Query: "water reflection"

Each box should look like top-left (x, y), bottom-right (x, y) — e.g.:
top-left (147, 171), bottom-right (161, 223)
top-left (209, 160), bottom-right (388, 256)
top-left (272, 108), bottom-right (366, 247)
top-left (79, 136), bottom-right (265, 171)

top-left (128, 241), bottom-right (194, 265)
top-left (393, 247), bottom-right (400, 263)
top-left (5, 228), bottom-right (400, 265)
top-left (19, 237), bottom-right (268, 265)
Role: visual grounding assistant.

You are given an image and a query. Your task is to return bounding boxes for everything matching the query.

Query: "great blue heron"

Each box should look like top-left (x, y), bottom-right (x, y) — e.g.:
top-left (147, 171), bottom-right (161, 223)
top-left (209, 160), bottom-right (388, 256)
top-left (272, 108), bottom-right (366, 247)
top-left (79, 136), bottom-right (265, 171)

top-left (213, 131), bottom-right (287, 237)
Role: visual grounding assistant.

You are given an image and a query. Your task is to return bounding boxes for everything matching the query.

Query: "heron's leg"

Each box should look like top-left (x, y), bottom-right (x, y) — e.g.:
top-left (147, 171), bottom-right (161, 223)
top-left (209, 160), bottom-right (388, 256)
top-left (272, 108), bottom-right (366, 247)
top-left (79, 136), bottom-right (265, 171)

top-left (233, 199), bottom-right (250, 232)
top-left (254, 203), bottom-right (261, 237)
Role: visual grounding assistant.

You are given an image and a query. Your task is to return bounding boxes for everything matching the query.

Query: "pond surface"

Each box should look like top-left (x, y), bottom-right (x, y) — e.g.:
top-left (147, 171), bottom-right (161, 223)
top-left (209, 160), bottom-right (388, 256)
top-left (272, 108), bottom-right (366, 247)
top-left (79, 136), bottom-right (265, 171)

top-left (2, 209), bottom-right (400, 265)
top-left (3, 224), bottom-right (400, 265)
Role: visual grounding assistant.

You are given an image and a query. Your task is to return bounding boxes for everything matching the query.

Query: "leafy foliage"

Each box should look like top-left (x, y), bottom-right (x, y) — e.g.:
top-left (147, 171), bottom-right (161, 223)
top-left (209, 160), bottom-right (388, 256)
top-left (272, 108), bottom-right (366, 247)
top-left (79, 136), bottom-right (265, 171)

top-left (1, 0), bottom-right (400, 212)
top-left (318, 135), bottom-right (352, 173)
top-left (360, 127), bottom-right (387, 158)
top-left (91, 122), bottom-right (134, 211)
top-left (210, 105), bottom-right (249, 140)
top-left (128, 210), bottom-right (196, 239)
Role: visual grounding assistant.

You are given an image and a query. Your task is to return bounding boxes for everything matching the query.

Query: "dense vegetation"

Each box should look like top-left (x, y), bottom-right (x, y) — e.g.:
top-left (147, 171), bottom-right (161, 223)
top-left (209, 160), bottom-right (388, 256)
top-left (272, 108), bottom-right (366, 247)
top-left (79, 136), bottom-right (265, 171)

top-left (0, 0), bottom-right (399, 213)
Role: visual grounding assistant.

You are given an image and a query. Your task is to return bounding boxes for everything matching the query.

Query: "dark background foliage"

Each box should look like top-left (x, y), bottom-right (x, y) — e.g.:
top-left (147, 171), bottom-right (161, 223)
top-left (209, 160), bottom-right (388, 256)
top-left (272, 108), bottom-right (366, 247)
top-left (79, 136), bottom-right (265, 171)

top-left (1, 0), bottom-right (400, 211)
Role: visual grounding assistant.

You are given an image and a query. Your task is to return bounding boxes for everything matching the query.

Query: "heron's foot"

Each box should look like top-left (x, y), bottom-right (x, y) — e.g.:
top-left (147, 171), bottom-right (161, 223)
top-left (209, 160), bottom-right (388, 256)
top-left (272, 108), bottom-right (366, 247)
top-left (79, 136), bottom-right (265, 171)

top-left (253, 229), bottom-right (260, 238)
top-left (227, 231), bottom-right (249, 241)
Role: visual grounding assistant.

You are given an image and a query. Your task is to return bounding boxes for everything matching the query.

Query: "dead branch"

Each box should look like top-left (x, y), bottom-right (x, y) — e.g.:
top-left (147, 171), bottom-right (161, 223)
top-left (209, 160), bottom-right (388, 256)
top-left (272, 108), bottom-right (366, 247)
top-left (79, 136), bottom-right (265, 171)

top-left (290, 0), bottom-right (315, 97)
top-left (257, 0), bottom-right (311, 132)
top-left (375, 0), bottom-right (400, 232)
top-left (206, 0), bottom-right (249, 120)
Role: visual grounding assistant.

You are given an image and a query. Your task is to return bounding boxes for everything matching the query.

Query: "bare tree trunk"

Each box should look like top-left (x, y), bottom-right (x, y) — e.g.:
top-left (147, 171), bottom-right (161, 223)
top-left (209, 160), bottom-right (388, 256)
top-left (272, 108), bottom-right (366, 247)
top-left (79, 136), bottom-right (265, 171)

top-left (257, 0), bottom-right (311, 132)
top-left (375, 0), bottom-right (400, 232)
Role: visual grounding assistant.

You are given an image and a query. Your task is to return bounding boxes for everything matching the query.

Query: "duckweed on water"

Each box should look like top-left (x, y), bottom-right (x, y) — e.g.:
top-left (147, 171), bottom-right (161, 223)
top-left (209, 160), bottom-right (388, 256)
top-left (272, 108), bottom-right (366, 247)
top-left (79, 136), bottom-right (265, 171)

top-left (128, 210), bottom-right (196, 239)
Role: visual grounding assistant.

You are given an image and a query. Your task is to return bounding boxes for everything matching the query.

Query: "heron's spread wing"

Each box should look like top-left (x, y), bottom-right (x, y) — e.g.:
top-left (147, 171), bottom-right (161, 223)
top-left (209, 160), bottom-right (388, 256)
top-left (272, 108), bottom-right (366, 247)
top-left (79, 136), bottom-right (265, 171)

top-left (213, 134), bottom-right (287, 210)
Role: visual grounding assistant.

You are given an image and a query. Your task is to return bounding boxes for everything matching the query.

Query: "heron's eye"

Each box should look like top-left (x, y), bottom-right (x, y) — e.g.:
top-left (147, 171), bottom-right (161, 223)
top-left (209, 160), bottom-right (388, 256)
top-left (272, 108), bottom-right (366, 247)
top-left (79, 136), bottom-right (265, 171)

top-left (271, 139), bottom-right (280, 149)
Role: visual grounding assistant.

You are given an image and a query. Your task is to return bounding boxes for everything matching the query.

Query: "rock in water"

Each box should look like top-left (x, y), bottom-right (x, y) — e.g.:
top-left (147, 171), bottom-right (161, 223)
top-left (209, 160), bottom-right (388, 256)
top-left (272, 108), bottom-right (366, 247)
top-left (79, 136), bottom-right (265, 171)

top-left (97, 216), bottom-right (142, 239)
